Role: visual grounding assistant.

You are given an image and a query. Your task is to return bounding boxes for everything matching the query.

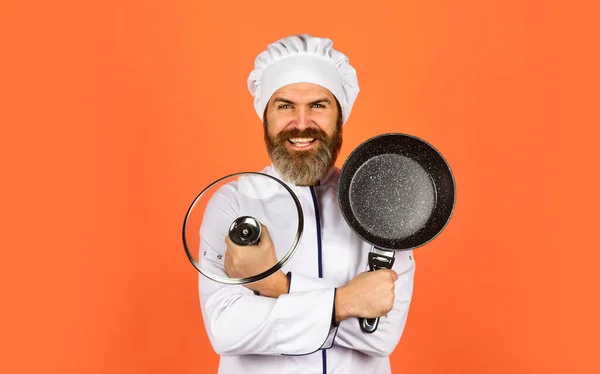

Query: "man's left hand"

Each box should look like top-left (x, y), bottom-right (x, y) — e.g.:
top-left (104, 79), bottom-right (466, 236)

top-left (224, 224), bottom-right (288, 297)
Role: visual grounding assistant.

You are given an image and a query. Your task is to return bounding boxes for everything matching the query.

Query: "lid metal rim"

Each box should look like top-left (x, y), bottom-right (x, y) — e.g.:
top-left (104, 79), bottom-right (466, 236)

top-left (182, 172), bottom-right (304, 285)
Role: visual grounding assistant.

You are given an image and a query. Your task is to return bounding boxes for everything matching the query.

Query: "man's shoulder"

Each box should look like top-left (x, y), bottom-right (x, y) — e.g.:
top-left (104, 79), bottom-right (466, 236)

top-left (259, 164), bottom-right (274, 173)
top-left (257, 164), bottom-right (278, 177)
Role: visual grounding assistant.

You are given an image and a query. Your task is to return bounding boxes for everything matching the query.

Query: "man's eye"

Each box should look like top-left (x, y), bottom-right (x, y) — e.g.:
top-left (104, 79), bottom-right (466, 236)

top-left (312, 104), bottom-right (324, 108)
top-left (279, 104), bottom-right (292, 109)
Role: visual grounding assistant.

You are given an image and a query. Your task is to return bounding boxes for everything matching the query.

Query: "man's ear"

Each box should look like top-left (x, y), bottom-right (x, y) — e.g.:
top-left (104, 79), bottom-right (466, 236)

top-left (262, 107), bottom-right (269, 134)
top-left (262, 103), bottom-right (269, 124)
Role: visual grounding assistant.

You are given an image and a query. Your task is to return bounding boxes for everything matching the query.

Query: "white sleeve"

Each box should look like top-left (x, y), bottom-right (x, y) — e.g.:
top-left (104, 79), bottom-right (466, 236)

top-left (287, 251), bottom-right (416, 357)
top-left (197, 186), bottom-right (337, 356)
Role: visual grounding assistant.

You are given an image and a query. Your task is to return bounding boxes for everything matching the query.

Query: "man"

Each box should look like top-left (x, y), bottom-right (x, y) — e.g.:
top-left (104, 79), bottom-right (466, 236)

top-left (198, 34), bottom-right (416, 374)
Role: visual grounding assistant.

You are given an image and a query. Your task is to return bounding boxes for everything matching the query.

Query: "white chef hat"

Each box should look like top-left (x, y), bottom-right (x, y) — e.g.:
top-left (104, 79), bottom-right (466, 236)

top-left (247, 34), bottom-right (360, 126)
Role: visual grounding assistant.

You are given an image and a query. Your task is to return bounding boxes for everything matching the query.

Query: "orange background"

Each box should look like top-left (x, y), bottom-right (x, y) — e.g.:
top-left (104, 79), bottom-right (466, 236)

top-left (1, 0), bottom-right (599, 373)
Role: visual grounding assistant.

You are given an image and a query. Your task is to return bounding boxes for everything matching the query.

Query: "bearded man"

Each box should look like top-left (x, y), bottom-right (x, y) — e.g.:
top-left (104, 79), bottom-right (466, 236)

top-left (198, 34), bottom-right (416, 374)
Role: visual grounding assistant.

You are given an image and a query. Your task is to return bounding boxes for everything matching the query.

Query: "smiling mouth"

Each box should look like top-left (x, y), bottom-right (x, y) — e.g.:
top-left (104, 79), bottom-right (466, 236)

top-left (287, 137), bottom-right (317, 148)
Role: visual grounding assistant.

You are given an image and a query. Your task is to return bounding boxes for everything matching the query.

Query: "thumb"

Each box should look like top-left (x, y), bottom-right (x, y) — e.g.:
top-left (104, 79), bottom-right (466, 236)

top-left (259, 224), bottom-right (273, 245)
top-left (224, 234), bottom-right (241, 252)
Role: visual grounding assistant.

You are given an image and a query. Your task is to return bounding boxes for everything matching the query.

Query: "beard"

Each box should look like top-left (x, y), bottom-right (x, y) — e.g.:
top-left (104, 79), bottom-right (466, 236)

top-left (264, 120), bottom-right (343, 186)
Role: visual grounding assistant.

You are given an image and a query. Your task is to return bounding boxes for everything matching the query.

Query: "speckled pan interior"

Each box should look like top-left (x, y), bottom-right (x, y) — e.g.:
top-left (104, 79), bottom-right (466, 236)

top-left (338, 133), bottom-right (456, 251)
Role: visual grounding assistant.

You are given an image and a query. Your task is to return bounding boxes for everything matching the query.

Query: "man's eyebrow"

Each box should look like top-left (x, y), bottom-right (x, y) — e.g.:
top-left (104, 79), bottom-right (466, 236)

top-left (272, 97), bottom-right (295, 105)
top-left (272, 97), bottom-right (332, 105)
top-left (308, 97), bottom-right (332, 105)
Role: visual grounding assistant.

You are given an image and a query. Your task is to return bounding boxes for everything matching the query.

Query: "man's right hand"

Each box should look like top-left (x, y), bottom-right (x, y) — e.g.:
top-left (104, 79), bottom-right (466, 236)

top-left (334, 270), bottom-right (398, 324)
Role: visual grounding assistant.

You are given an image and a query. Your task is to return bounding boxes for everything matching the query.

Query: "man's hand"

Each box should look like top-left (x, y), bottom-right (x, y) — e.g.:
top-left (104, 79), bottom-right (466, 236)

top-left (334, 270), bottom-right (398, 324)
top-left (224, 224), bottom-right (288, 298)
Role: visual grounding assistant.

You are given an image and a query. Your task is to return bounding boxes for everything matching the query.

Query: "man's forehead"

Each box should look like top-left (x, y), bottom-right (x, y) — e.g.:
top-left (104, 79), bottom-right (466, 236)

top-left (270, 83), bottom-right (335, 102)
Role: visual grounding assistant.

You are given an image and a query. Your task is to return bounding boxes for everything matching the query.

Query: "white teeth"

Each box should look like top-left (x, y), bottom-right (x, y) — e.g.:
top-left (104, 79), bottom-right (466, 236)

top-left (289, 138), bottom-right (315, 143)
top-left (288, 137), bottom-right (315, 148)
top-left (292, 142), bottom-right (311, 148)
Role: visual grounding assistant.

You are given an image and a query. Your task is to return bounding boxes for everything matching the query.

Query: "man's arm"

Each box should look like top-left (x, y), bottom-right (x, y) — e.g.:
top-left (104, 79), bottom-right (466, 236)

top-left (198, 187), bottom-right (337, 356)
top-left (333, 252), bottom-right (415, 357)
top-left (283, 251), bottom-right (416, 357)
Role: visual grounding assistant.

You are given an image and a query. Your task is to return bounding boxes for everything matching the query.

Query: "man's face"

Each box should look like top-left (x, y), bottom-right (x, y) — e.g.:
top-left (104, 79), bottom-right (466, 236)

top-left (263, 83), bottom-right (343, 186)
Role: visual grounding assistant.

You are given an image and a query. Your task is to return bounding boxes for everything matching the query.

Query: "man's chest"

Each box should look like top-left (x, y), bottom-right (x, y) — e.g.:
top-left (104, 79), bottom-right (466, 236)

top-left (237, 185), bottom-right (371, 286)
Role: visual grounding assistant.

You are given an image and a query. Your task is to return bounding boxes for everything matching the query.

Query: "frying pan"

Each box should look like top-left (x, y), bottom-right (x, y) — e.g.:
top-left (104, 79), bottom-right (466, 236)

top-left (338, 133), bottom-right (456, 333)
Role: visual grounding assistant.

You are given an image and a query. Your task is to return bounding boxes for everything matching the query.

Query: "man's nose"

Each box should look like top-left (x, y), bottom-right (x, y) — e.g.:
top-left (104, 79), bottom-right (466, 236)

top-left (292, 108), bottom-right (313, 130)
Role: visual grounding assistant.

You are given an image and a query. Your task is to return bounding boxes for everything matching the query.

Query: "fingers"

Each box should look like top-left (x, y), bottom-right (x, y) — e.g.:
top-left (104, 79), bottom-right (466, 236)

top-left (379, 269), bottom-right (398, 282)
top-left (258, 224), bottom-right (273, 246)
top-left (223, 250), bottom-right (231, 276)
top-left (224, 234), bottom-right (243, 253)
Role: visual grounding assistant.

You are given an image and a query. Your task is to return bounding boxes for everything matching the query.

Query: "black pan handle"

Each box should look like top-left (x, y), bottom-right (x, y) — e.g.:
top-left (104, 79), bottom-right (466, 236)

top-left (359, 248), bottom-right (396, 334)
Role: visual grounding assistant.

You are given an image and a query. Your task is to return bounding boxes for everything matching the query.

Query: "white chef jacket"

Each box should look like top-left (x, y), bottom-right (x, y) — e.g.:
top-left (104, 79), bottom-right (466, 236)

top-left (198, 164), bottom-right (416, 374)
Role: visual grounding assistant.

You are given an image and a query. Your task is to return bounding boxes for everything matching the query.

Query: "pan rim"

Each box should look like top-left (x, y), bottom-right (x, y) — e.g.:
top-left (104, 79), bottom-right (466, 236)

top-left (338, 132), bottom-right (457, 251)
